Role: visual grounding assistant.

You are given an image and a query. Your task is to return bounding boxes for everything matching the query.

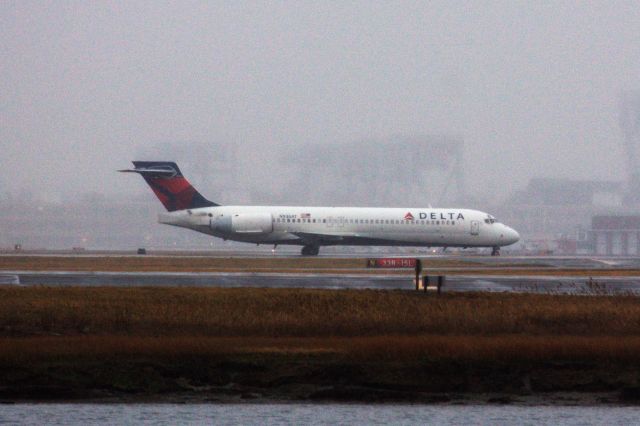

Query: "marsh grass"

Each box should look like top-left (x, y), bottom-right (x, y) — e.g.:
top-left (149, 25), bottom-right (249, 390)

top-left (2, 287), bottom-right (640, 337)
top-left (1, 335), bottom-right (639, 365)
top-left (1, 287), bottom-right (640, 364)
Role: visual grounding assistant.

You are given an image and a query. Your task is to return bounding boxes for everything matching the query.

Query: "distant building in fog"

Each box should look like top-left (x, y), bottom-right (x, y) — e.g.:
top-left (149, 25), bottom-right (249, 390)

top-left (490, 92), bottom-right (640, 255)
top-left (591, 215), bottom-right (640, 255)
top-left (282, 135), bottom-right (465, 207)
top-left (499, 178), bottom-right (624, 253)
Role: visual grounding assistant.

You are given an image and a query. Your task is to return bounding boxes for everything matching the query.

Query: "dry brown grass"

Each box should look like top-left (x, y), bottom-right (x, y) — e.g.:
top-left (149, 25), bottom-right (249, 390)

top-left (4, 286), bottom-right (640, 395)
top-left (3, 287), bottom-right (640, 364)
top-left (2, 287), bottom-right (640, 338)
top-left (1, 335), bottom-right (638, 364)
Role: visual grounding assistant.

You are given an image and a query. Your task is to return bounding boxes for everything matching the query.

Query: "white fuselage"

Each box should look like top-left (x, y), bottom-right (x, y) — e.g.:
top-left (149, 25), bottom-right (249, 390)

top-left (158, 206), bottom-right (520, 249)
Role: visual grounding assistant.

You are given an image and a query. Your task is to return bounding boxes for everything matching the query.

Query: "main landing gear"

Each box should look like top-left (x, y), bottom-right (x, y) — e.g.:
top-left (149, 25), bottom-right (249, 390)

top-left (301, 245), bottom-right (320, 256)
top-left (491, 246), bottom-right (500, 256)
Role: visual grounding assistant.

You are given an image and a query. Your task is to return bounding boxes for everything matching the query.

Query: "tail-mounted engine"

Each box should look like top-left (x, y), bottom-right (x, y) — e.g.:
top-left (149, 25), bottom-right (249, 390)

top-left (211, 213), bottom-right (273, 234)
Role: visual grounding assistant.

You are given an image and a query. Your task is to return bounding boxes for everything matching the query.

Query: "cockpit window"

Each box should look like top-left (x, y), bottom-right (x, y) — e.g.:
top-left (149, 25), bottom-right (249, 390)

top-left (484, 215), bottom-right (499, 224)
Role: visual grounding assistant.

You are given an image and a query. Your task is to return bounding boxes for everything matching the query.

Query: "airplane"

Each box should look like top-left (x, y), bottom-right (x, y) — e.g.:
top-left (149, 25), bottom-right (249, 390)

top-left (120, 161), bottom-right (520, 256)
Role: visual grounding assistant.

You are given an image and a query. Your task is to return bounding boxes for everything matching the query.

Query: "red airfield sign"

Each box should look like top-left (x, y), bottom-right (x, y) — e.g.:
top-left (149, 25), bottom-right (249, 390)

top-left (367, 258), bottom-right (417, 268)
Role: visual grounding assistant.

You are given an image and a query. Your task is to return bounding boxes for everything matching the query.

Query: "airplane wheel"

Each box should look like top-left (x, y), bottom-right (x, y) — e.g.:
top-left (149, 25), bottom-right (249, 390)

top-left (491, 247), bottom-right (500, 256)
top-left (301, 245), bottom-right (319, 256)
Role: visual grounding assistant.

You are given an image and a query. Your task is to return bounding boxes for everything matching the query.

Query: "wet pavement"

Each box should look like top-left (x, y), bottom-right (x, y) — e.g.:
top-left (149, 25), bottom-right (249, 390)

top-left (3, 270), bottom-right (640, 295)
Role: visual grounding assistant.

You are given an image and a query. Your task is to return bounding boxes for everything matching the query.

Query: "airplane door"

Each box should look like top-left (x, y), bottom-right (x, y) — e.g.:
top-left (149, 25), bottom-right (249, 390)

top-left (336, 217), bottom-right (345, 228)
top-left (470, 220), bottom-right (480, 236)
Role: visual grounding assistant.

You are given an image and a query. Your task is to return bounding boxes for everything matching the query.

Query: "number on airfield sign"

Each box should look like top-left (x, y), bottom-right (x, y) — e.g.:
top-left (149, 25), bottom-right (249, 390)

top-left (367, 258), bottom-right (417, 268)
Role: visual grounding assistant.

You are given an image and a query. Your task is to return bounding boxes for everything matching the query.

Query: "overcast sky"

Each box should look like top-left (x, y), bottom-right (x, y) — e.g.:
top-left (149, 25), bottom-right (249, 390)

top-left (2, 1), bottom-right (640, 204)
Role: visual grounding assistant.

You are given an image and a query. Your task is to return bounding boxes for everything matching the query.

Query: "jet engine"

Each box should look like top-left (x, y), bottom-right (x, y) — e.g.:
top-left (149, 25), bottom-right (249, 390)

top-left (211, 213), bottom-right (273, 234)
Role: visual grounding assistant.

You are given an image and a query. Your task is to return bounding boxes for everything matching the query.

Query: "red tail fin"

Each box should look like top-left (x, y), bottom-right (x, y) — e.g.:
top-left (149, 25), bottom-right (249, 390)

top-left (120, 161), bottom-right (218, 211)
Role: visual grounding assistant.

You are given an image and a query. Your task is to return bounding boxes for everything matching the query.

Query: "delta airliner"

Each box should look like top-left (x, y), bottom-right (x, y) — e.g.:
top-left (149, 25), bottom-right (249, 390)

top-left (121, 161), bottom-right (519, 255)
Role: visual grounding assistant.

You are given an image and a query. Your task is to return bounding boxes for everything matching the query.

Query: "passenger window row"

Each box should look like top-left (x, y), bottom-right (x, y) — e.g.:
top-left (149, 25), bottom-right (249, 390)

top-left (273, 218), bottom-right (457, 226)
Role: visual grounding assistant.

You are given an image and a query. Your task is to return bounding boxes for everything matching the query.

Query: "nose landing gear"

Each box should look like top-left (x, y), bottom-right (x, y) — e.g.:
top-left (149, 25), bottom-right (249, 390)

top-left (301, 245), bottom-right (320, 256)
top-left (491, 246), bottom-right (500, 256)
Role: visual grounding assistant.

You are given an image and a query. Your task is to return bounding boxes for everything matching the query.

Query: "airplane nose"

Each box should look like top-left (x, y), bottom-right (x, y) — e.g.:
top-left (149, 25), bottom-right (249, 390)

top-left (498, 225), bottom-right (520, 245)
top-left (505, 227), bottom-right (520, 245)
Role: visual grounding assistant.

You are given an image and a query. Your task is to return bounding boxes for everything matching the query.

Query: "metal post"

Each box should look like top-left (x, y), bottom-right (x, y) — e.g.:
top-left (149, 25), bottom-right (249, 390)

top-left (415, 259), bottom-right (422, 291)
top-left (437, 275), bottom-right (445, 294)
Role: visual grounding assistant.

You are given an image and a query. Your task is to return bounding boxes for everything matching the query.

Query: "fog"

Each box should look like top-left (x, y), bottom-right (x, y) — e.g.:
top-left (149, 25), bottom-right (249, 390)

top-left (2, 2), bottom-right (640, 249)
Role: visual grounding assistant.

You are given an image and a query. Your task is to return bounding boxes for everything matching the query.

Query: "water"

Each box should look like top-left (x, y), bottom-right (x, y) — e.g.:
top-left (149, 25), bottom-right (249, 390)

top-left (1, 404), bottom-right (640, 426)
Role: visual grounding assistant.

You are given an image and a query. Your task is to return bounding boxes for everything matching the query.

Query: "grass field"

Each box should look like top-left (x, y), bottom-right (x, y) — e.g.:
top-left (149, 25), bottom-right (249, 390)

top-left (3, 286), bottom-right (640, 402)
top-left (2, 287), bottom-right (640, 363)
top-left (3, 287), bottom-right (640, 338)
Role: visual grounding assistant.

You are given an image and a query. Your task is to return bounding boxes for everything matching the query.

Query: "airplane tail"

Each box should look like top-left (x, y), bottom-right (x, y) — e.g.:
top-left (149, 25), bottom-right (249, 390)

top-left (120, 161), bottom-right (218, 211)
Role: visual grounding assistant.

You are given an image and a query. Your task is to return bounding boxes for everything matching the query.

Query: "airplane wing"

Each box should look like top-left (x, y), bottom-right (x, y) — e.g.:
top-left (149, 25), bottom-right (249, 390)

top-left (292, 232), bottom-right (346, 243)
top-left (291, 231), bottom-right (377, 245)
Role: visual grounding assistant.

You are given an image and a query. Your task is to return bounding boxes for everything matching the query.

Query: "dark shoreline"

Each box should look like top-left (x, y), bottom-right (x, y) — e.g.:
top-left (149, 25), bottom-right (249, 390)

top-left (3, 356), bottom-right (640, 405)
top-left (0, 394), bottom-right (631, 406)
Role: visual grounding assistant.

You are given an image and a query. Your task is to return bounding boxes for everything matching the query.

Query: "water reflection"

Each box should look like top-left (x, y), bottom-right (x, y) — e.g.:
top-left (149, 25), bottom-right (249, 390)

top-left (2, 404), bottom-right (640, 426)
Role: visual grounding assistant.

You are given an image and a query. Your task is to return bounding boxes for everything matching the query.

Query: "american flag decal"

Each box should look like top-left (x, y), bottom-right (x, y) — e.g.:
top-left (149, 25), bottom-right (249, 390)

top-left (301, 213), bottom-right (311, 219)
top-left (404, 212), bottom-right (414, 220)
